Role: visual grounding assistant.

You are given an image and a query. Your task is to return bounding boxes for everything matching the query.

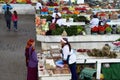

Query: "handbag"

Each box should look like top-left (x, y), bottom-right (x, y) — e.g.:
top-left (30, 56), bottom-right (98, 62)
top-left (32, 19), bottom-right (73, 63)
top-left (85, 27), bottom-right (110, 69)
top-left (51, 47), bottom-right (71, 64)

top-left (49, 23), bottom-right (56, 30)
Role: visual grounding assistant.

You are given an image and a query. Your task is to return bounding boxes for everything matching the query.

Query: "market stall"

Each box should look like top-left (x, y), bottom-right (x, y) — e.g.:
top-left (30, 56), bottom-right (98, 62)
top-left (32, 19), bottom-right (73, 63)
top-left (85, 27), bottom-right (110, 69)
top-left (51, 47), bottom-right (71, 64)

top-left (37, 46), bottom-right (120, 80)
top-left (35, 1), bottom-right (120, 80)
top-left (36, 35), bottom-right (120, 50)
top-left (1, 0), bottom-right (32, 4)
top-left (37, 46), bottom-right (71, 80)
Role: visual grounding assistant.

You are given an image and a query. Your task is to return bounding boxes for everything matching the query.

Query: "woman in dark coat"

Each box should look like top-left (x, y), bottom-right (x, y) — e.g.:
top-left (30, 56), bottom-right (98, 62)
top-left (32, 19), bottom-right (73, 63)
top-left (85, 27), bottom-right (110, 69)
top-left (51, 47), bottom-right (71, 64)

top-left (4, 7), bottom-right (12, 31)
top-left (25, 39), bottom-right (38, 80)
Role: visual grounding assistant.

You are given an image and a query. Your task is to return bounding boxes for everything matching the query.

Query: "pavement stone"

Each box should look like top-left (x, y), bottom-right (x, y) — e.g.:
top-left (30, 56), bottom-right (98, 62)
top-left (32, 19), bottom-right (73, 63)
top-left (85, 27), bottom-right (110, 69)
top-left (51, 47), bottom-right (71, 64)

top-left (0, 14), bottom-right (36, 80)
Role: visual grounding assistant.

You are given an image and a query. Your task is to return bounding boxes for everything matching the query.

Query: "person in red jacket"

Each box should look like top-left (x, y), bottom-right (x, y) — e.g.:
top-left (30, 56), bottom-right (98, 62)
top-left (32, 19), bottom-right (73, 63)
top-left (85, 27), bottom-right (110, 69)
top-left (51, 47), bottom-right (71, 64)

top-left (12, 10), bottom-right (18, 31)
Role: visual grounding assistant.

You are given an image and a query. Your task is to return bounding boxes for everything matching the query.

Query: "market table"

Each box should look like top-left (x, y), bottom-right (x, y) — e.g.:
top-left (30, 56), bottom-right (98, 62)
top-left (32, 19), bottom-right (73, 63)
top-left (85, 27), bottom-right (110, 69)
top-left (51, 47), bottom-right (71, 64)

top-left (37, 50), bottom-right (120, 80)
top-left (92, 9), bottom-right (120, 12)
top-left (62, 22), bottom-right (85, 26)
top-left (76, 58), bottom-right (120, 79)
top-left (107, 22), bottom-right (120, 25)
top-left (38, 73), bottom-right (71, 80)
top-left (101, 9), bottom-right (120, 12)
top-left (37, 52), bottom-right (71, 80)
top-left (92, 9), bottom-right (120, 15)
top-left (36, 35), bottom-right (120, 50)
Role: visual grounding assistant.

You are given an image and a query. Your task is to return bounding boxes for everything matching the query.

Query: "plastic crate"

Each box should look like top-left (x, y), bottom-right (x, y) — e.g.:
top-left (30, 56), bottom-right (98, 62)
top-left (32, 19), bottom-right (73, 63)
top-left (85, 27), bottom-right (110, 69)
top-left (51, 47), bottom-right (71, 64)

top-left (41, 12), bottom-right (48, 16)
top-left (79, 68), bottom-right (96, 80)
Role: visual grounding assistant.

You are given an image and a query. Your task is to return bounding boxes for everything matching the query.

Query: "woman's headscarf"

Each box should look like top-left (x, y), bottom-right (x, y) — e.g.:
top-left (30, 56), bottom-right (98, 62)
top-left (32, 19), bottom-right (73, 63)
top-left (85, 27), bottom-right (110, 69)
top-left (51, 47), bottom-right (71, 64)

top-left (26, 39), bottom-right (35, 48)
top-left (25, 39), bottom-right (35, 66)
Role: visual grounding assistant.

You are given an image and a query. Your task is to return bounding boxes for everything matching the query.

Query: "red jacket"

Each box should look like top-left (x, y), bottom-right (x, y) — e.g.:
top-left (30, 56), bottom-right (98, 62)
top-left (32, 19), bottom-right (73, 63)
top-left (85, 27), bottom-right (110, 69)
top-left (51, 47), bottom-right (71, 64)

top-left (12, 14), bottom-right (18, 21)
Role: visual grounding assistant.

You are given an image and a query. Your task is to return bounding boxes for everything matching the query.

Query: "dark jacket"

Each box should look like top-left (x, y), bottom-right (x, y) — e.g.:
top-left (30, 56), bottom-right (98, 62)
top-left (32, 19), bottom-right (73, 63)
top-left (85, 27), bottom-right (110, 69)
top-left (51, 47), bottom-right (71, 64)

top-left (4, 11), bottom-right (12, 21)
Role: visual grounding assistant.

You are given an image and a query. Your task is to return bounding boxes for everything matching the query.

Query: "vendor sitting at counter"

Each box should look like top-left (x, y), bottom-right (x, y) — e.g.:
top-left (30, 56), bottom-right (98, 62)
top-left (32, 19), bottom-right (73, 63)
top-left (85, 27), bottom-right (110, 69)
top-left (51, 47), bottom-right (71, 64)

top-left (60, 38), bottom-right (78, 80)
top-left (52, 8), bottom-right (62, 25)
top-left (90, 15), bottom-right (99, 28)
top-left (35, 0), bottom-right (43, 14)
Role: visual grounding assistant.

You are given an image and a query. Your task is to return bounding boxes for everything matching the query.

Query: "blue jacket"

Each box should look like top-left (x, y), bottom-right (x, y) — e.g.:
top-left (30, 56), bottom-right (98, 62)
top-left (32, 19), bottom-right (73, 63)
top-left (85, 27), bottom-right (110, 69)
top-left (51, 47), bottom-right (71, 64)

top-left (2, 4), bottom-right (13, 12)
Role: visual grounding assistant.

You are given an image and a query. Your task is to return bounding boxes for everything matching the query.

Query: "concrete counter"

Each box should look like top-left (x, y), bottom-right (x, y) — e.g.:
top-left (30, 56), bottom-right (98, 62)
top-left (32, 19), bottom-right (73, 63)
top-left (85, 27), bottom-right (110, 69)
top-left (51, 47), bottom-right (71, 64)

top-left (36, 34), bottom-right (120, 50)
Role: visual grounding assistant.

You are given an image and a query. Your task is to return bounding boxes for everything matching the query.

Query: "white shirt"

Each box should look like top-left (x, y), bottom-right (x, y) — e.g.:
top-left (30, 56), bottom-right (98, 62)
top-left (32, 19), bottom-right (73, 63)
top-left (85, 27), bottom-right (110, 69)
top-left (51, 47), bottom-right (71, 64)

top-left (62, 45), bottom-right (76, 64)
top-left (36, 2), bottom-right (42, 10)
top-left (52, 12), bottom-right (62, 25)
top-left (52, 19), bottom-right (62, 26)
top-left (90, 18), bottom-right (99, 28)
top-left (52, 12), bottom-right (61, 19)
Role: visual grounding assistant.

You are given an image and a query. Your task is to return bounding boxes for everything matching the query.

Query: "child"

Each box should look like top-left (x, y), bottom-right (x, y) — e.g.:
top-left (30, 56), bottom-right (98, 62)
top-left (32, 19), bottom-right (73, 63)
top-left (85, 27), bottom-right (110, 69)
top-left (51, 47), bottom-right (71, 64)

top-left (12, 10), bottom-right (18, 31)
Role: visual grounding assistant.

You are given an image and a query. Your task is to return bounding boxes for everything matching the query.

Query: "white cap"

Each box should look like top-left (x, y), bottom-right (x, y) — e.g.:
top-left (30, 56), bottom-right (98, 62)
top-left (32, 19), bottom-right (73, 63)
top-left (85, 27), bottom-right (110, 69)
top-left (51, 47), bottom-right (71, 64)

top-left (61, 38), bottom-right (68, 43)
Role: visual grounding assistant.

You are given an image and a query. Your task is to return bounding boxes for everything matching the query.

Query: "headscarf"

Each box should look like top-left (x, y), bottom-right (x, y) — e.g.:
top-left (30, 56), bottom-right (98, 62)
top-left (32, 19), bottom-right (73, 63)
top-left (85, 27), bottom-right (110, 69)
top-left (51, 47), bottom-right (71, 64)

top-left (25, 39), bottom-right (35, 66)
top-left (26, 39), bottom-right (35, 49)
top-left (25, 39), bottom-right (35, 67)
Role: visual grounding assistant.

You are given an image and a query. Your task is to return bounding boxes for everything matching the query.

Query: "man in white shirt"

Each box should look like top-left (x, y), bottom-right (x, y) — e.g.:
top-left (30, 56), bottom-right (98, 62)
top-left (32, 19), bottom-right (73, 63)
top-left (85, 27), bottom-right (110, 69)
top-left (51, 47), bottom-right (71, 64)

top-left (35, 0), bottom-right (43, 14)
top-left (52, 8), bottom-right (62, 25)
top-left (52, 8), bottom-right (61, 19)
top-left (90, 15), bottom-right (99, 28)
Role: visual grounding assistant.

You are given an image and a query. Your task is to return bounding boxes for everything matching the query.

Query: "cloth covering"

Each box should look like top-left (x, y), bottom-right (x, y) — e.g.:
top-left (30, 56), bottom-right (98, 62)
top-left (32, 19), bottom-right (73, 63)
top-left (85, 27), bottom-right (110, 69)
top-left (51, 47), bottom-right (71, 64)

top-left (102, 63), bottom-right (120, 80)
top-left (79, 68), bottom-right (96, 80)
top-left (55, 59), bottom-right (64, 67)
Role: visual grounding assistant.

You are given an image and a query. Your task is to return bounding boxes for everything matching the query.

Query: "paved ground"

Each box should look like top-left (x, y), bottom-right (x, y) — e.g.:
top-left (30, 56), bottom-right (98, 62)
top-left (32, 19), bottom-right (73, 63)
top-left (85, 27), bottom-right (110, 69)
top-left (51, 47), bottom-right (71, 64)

top-left (0, 14), bottom-right (38, 80)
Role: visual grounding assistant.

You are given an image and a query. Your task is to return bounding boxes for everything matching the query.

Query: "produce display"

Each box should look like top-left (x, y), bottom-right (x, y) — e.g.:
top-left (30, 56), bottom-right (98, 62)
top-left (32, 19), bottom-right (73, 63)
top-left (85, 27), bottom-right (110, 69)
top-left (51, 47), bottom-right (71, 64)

top-left (77, 44), bottom-right (118, 58)
top-left (37, 45), bottom-right (120, 79)
top-left (50, 46), bottom-right (62, 59)
top-left (38, 45), bottom-right (70, 76)
top-left (36, 3), bottom-right (120, 36)
top-left (45, 59), bottom-right (56, 69)
top-left (10, 0), bottom-right (31, 3)
top-left (36, 15), bottom-right (88, 36)
top-left (36, 1), bottom-right (120, 79)
top-left (87, 48), bottom-right (117, 58)
top-left (53, 66), bottom-right (70, 74)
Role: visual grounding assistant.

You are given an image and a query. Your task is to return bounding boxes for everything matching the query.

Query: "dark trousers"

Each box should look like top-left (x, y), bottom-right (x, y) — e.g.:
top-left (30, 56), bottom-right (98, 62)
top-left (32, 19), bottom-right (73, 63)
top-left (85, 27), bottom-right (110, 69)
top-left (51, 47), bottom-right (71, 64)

top-left (6, 20), bottom-right (11, 30)
top-left (13, 21), bottom-right (17, 29)
top-left (69, 62), bottom-right (78, 80)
